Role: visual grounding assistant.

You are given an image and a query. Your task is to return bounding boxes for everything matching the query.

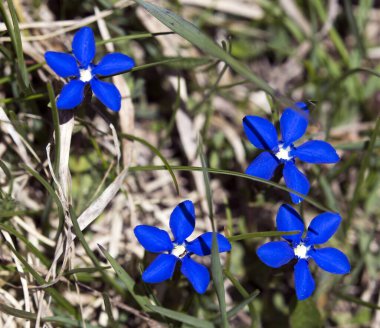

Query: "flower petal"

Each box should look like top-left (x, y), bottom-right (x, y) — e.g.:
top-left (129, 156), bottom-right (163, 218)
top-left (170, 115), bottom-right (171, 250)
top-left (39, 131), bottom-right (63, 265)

top-left (169, 200), bottom-right (196, 244)
top-left (245, 151), bottom-right (280, 180)
top-left (92, 53), bottom-right (135, 76)
top-left (45, 52), bottom-right (79, 78)
top-left (142, 254), bottom-right (178, 283)
top-left (72, 27), bottom-right (96, 68)
top-left (305, 212), bottom-right (341, 245)
top-left (310, 248), bottom-right (350, 274)
top-left (294, 101), bottom-right (308, 110)
top-left (280, 108), bottom-right (309, 145)
top-left (134, 225), bottom-right (173, 253)
top-left (243, 116), bottom-right (279, 151)
top-left (90, 78), bottom-right (121, 111)
top-left (257, 241), bottom-right (295, 268)
top-left (56, 80), bottom-right (86, 109)
top-left (186, 232), bottom-right (231, 256)
top-left (283, 162), bottom-right (310, 204)
top-left (294, 259), bottom-right (315, 300)
top-left (276, 204), bottom-right (304, 243)
top-left (181, 256), bottom-right (210, 294)
top-left (292, 140), bottom-right (339, 164)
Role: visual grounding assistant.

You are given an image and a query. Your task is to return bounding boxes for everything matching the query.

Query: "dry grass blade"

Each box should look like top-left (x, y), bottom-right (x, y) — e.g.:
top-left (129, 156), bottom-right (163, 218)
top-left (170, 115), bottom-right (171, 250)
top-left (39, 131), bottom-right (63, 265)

top-left (57, 111), bottom-right (74, 202)
top-left (77, 167), bottom-right (129, 231)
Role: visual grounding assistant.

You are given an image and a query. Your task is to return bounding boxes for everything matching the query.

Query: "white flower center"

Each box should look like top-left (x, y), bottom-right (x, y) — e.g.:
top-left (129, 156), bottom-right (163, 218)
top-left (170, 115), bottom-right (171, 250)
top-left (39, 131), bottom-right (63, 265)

top-left (79, 68), bottom-right (93, 82)
top-left (294, 243), bottom-right (310, 259)
top-left (171, 244), bottom-right (187, 258)
top-left (275, 144), bottom-right (292, 161)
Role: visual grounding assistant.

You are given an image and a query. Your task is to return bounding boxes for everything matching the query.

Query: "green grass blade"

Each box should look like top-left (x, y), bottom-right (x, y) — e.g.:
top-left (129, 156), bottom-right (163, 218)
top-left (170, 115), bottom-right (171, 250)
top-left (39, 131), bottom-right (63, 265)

top-left (0, 159), bottom-right (12, 186)
top-left (74, 118), bottom-right (180, 195)
top-left (96, 31), bottom-right (174, 46)
top-left (128, 165), bottom-right (331, 212)
top-left (229, 230), bottom-right (300, 242)
top-left (133, 0), bottom-right (292, 106)
top-left (5, 243), bottom-right (77, 315)
top-left (98, 245), bottom-right (151, 311)
top-left (47, 82), bottom-right (64, 238)
top-left (217, 291), bottom-right (260, 323)
top-left (343, 0), bottom-right (366, 56)
top-left (102, 293), bottom-right (118, 327)
top-left (0, 210), bottom-right (40, 218)
top-left (335, 292), bottom-right (380, 310)
top-left (0, 0), bottom-right (29, 90)
top-left (0, 303), bottom-right (97, 327)
top-left (224, 270), bottom-right (257, 326)
top-left (64, 266), bottom-right (111, 276)
top-left (22, 164), bottom-right (65, 229)
top-left (47, 83), bottom-right (60, 177)
top-left (0, 302), bottom-right (36, 320)
top-left (0, 223), bottom-right (50, 266)
top-left (122, 133), bottom-right (179, 194)
top-left (198, 139), bottom-right (228, 327)
top-left (346, 116), bottom-right (380, 231)
top-left (67, 207), bottom-right (125, 296)
top-left (146, 305), bottom-right (214, 328)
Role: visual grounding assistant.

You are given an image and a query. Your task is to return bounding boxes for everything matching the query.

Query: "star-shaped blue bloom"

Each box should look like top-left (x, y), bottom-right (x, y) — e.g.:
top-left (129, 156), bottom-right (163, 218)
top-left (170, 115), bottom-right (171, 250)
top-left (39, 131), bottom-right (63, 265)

top-left (134, 200), bottom-right (231, 294)
top-left (257, 204), bottom-right (350, 300)
top-left (243, 102), bottom-right (340, 203)
top-left (45, 27), bottom-right (135, 111)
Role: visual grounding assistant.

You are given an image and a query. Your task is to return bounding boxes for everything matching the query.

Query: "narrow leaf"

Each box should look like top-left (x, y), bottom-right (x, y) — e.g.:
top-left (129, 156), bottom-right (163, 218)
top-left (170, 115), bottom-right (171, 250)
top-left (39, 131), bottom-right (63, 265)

top-left (147, 305), bottom-right (214, 328)
top-left (229, 230), bottom-right (300, 242)
top-left (198, 139), bottom-right (228, 327)
top-left (99, 245), bottom-right (151, 311)
top-left (133, 0), bottom-right (292, 105)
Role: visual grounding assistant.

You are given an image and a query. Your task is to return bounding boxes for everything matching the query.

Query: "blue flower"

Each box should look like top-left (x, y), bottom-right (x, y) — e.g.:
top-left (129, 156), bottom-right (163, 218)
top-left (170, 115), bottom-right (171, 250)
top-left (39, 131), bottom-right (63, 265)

top-left (243, 102), bottom-right (339, 203)
top-left (134, 200), bottom-right (231, 294)
top-left (257, 204), bottom-right (350, 300)
top-left (45, 27), bottom-right (135, 111)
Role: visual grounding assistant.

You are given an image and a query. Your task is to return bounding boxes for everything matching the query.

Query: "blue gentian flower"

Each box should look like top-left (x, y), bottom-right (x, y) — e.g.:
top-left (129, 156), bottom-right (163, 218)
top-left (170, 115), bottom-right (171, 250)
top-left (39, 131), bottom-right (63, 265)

top-left (243, 102), bottom-right (339, 203)
top-left (134, 200), bottom-right (231, 294)
top-left (257, 204), bottom-right (350, 300)
top-left (45, 27), bottom-right (135, 111)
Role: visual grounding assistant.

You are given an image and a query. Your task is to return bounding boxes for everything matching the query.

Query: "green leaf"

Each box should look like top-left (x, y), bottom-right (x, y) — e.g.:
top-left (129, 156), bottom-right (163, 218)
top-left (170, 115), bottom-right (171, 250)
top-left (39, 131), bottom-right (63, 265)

top-left (64, 266), bottom-right (111, 276)
top-left (160, 56), bottom-right (212, 69)
top-left (0, 210), bottom-right (39, 218)
top-left (346, 116), bottom-right (380, 230)
top-left (0, 302), bottom-right (36, 320)
top-left (122, 133), bottom-right (179, 194)
top-left (132, 0), bottom-right (292, 105)
top-left (0, 0), bottom-right (29, 90)
top-left (147, 305), bottom-right (214, 328)
top-left (224, 291), bottom-right (260, 321)
top-left (335, 292), bottom-right (380, 310)
top-left (0, 160), bottom-right (12, 189)
top-left (223, 270), bottom-right (257, 323)
top-left (129, 165), bottom-right (331, 212)
top-left (67, 207), bottom-right (125, 296)
top-left (0, 223), bottom-right (50, 266)
top-left (229, 230), bottom-right (300, 242)
top-left (4, 243), bottom-right (76, 315)
top-left (96, 31), bottom-right (174, 46)
top-left (290, 299), bottom-right (322, 328)
top-left (198, 139), bottom-right (228, 327)
top-left (98, 245), bottom-right (151, 311)
top-left (103, 293), bottom-right (118, 327)
top-left (47, 82), bottom-right (64, 238)
top-left (0, 303), bottom-right (97, 327)
top-left (22, 164), bottom-right (65, 235)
